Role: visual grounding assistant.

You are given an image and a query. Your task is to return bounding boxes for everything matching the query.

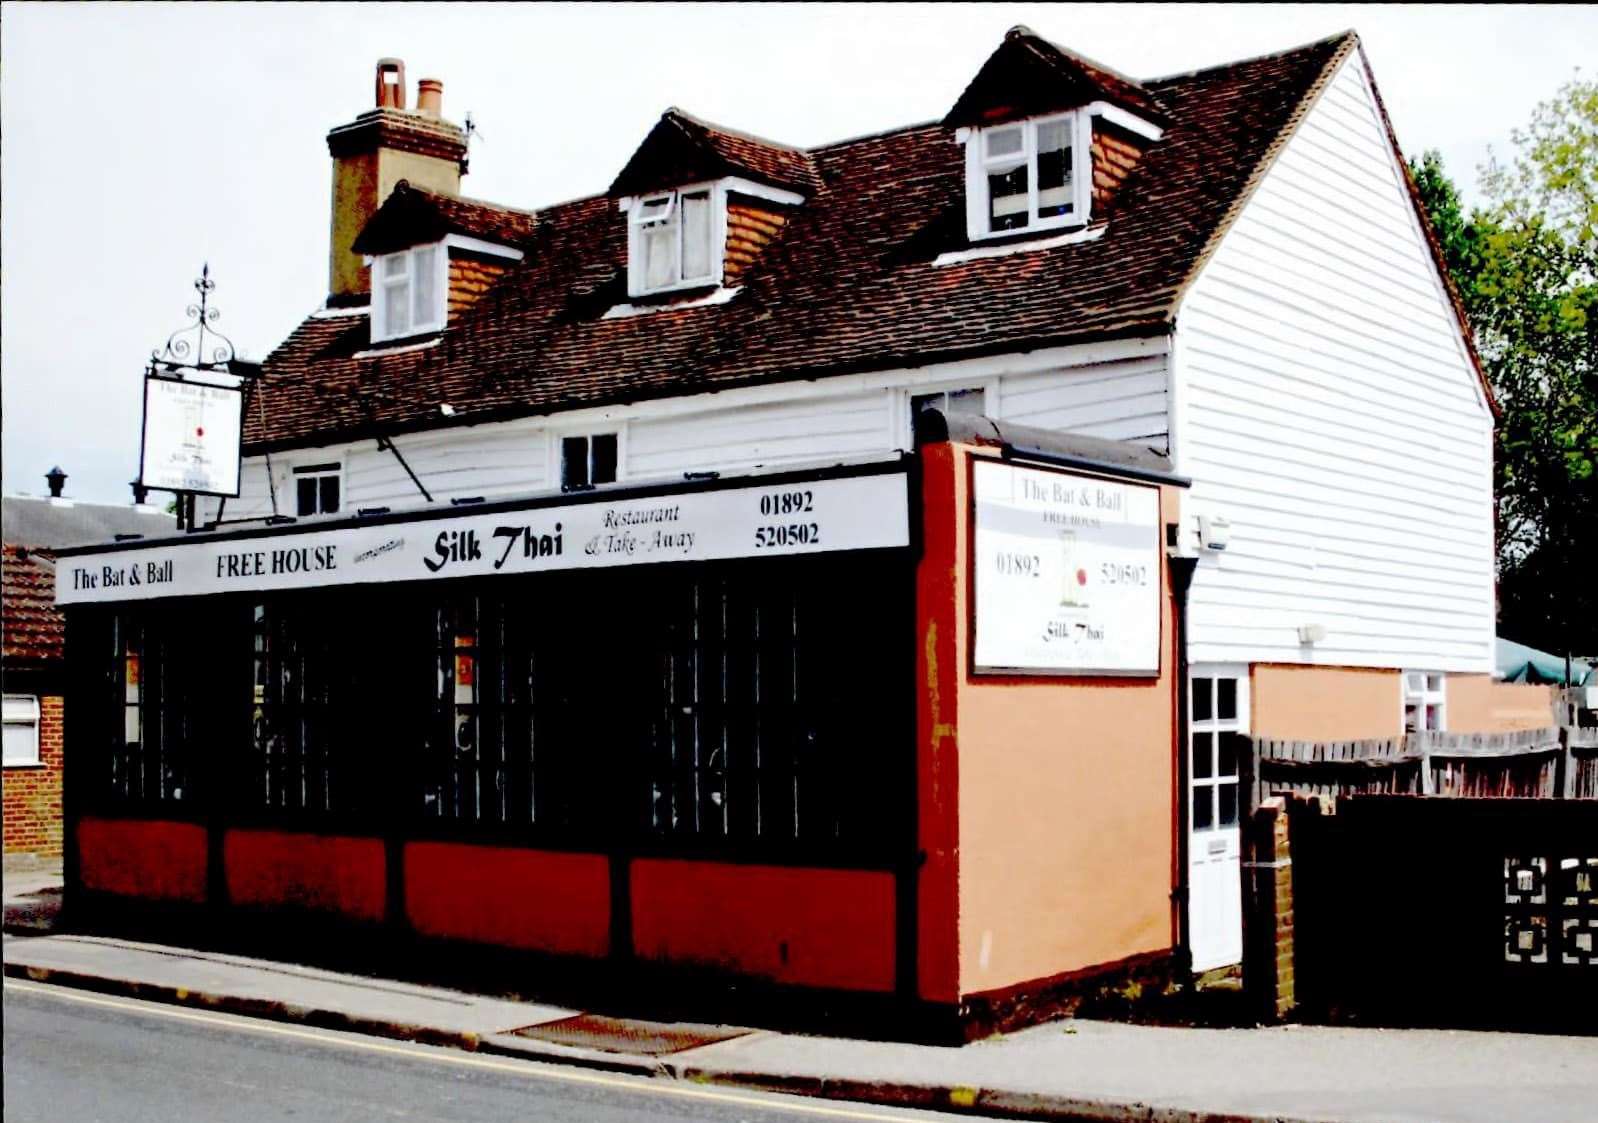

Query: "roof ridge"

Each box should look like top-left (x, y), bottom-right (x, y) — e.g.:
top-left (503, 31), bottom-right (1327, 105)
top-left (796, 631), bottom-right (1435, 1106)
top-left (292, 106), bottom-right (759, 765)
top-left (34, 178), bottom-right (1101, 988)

top-left (1145, 28), bottom-right (1358, 86)
top-left (807, 118), bottom-right (943, 154)
top-left (1011, 25), bottom-right (1150, 94)
top-left (663, 106), bottom-right (810, 156)
top-left (398, 181), bottom-right (541, 218)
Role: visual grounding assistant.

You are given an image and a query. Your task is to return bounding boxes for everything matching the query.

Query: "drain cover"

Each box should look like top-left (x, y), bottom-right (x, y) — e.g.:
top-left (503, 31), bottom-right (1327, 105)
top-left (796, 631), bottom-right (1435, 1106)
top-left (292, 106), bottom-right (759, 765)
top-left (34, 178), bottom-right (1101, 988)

top-left (505, 1013), bottom-right (751, 1056)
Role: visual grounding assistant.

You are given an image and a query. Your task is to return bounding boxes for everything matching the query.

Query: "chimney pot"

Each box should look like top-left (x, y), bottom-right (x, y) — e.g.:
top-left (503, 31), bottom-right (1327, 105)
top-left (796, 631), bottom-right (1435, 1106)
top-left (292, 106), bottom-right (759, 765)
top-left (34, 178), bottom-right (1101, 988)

top-left (375, 58), bottom-right (406, 109)
top-left (417, 78), bottom-right (444, 118)
top-left (45, 466), bottom-right (67, 498)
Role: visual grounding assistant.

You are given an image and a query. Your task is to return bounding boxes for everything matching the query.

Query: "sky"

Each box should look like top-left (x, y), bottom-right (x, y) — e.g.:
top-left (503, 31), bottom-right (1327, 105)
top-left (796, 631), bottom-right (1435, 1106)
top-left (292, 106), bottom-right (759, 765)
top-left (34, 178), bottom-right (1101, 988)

top-left (3, 2), bottom-right (1594, 505)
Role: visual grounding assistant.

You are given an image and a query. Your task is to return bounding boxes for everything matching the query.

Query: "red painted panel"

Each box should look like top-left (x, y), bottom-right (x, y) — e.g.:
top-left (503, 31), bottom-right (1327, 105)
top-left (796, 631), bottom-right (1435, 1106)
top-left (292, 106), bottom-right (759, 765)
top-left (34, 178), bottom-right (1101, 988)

top-left (631, 860), bottom-right (896, 993)
top-left (76, 817), bottom-right (208, 903)
top-left (915, 441), bottom-right (962, 1003)
top-left (224, 830), bottom-right (386, 924)
top-left (404, 842), bottom-right (610, 957)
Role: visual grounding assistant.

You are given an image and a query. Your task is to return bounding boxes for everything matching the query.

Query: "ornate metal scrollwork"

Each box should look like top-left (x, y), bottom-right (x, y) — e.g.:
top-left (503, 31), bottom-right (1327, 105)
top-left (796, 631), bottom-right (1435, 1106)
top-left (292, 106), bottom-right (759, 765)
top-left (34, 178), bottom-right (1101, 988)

top-left (151, 263), bottom-right (237, 372)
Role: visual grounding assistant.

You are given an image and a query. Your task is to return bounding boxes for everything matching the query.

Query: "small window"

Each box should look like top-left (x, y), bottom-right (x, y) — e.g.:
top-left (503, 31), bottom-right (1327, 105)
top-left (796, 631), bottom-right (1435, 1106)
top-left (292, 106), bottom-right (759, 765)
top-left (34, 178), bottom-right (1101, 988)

top-left (294, 464), bottom-right (341, 517)
top-left (371, 243), bottom-right (446, 342)
top-left (561, 433), bottom-right (619, 491)
top-left (1403, 671), bottom-right (1446, 732)
top-left (3, 695), bottom-right (40, 767)
top-left (911, 387), bottom-right (987, 424)
top-left (628, 187), bottom-right (719, 296)
top-left (967, 112), bottom-right (1089, 241)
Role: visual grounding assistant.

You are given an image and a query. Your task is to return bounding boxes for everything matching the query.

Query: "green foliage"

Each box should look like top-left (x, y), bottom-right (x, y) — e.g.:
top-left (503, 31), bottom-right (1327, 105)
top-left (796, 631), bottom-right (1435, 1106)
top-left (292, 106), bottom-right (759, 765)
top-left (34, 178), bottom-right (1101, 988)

top-left (1409, 76), bottom-right (1598, 657)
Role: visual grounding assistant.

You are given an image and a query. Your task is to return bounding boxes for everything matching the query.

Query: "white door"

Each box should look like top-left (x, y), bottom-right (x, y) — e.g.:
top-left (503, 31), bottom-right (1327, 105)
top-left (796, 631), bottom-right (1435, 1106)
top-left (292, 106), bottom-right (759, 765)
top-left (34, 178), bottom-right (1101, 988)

top-left (1187, 666), bottom-right (1248, 972)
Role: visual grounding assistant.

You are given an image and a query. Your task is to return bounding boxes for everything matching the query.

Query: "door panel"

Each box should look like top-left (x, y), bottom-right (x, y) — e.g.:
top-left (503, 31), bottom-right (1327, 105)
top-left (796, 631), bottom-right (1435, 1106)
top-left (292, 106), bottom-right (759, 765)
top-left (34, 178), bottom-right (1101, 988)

top-left (1188, 668), bottom-right (1247, 972)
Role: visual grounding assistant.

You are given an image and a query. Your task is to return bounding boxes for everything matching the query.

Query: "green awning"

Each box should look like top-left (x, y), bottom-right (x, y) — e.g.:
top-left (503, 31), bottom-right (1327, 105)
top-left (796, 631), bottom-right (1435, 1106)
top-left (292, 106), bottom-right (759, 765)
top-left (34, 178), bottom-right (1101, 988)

top-left (1497, 637), bottom-right (1594, 685)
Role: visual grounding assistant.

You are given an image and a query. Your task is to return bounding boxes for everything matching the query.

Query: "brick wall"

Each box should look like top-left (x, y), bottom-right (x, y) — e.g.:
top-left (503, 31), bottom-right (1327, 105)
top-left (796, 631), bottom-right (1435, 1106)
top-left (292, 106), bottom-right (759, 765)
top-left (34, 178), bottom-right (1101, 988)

top-left (1241, 795), bottom-right (1296, 1022)
top-left (2, 694), bottom-right (63, 861)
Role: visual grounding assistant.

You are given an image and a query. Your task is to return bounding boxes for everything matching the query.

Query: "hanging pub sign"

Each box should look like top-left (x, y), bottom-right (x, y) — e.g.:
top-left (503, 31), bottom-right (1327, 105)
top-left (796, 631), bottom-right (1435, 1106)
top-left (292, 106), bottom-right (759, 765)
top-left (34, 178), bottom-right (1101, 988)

top-left (972, 459), bottom-right (1161, 676)
top-left (138, 372), bottom-right (245, 497)
top-left (56, 467), bottom-right (911, 605)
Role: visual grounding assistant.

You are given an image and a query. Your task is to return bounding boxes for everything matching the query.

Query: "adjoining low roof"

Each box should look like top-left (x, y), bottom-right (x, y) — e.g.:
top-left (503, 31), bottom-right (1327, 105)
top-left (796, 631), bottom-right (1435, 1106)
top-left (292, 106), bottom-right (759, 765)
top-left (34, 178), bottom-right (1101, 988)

top-left (248, 29), bottom-right (1358, 453)
top-left (351, 182), bottom-right (541, 256)
top-left (943, 24), bottom-right (1168, 128)
top-left (1, 546), bottom-right (63, 667)
top-left (609, 108), bottom-right (822, 198)
top-left (2, 496), bottom-right (173, 551)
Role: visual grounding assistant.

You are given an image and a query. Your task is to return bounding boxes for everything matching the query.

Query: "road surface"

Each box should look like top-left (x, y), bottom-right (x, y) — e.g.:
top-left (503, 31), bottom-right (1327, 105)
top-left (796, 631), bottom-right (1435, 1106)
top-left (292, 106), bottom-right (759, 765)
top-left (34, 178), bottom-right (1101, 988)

top-left (3, 979), bottom-right (990, 1123)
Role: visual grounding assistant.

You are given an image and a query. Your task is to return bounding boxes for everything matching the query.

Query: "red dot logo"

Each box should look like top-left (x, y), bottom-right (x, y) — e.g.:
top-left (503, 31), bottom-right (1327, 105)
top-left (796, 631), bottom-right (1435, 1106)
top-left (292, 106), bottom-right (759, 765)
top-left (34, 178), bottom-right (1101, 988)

top-left (196, 427), bottom-right (205, 437)
top-left (1076, 568), bottom-right (1088, 586)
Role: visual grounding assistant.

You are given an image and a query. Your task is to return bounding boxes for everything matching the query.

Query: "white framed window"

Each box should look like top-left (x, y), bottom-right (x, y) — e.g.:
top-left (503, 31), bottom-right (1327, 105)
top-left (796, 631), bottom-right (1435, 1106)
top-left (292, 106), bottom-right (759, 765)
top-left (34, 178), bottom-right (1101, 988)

top-left (370, 242), bottom-right (447, 342)
top-left (1403, 671), bottom-right (1446, 732)
top-left (1189, 668), bottom-right (1249, 833)
top-left (627, 184), bottom-right (721, 297)
top-left (901, 383), bottom-right (992, 447)
top-left (963, 111), bottom-right (1092, 241)
top-left (3, 694), bottom-right (41, 767)
top-left (293, 462), bottom-right (342, 517)
top-left (560, 432), bottom-right (620, 491)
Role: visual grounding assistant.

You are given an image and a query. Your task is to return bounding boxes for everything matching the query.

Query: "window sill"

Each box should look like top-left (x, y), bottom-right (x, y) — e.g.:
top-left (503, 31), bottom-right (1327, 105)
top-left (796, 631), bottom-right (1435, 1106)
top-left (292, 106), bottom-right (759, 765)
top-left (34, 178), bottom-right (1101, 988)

top-left (604, 286), bottom-right (741, 320)
top-left (935, 223), bottom-right (1105, 267)
top-left (2, 760), bottom-right (45, 770)
top-left (353, 335), bottom-right (443, 360)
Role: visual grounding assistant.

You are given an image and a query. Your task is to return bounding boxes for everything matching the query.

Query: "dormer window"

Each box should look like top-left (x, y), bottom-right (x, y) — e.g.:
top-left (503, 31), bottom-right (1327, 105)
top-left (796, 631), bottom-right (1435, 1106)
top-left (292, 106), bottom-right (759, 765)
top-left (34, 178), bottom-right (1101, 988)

top-left (964, 111), bottom-right (1091, 241)
top-left (371, 242), bottom-right (447, 342)
top-left (628, 186), bottom-right (719, 296)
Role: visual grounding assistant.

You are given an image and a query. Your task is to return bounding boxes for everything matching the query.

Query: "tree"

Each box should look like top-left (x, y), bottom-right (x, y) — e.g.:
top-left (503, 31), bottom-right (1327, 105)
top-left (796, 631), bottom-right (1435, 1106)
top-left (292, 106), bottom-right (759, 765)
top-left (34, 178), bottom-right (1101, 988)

top-left (1410, 76), bottom-right (1598, 661)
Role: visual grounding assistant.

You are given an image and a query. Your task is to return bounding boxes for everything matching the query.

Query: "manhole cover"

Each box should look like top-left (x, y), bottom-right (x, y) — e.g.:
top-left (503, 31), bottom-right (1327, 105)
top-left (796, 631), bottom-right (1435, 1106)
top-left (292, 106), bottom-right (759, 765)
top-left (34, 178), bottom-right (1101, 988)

top-left (505, 1013), bottom-right (751, 1056)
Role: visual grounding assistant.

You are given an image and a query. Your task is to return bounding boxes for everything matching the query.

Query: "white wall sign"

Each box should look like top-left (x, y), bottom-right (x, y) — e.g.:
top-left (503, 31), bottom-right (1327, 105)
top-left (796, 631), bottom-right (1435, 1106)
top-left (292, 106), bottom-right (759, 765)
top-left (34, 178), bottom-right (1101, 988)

top-left (139, 374), bottom-right (244, 497)
top-left (972, 459), bottom-right (1162, 675)
top-left (57, 470), bottom-right (910, 605)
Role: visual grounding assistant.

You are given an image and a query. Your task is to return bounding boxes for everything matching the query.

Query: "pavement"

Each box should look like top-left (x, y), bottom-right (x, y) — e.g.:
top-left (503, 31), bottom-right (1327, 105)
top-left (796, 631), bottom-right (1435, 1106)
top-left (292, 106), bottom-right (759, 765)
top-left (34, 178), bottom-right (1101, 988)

top-left (6, 868), bottom-right (1597, 1123)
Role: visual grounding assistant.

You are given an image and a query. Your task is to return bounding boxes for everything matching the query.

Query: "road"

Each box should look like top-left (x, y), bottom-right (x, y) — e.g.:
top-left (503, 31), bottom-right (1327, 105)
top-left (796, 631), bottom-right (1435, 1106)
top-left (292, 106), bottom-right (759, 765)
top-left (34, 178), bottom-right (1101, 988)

top-left (3, 980), bottom-right (990, 1123)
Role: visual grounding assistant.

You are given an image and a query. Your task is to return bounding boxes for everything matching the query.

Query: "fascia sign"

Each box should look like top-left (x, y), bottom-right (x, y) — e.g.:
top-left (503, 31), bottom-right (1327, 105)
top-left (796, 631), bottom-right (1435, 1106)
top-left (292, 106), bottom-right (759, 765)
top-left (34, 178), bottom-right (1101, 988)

top-left (57, 470), bottom-right (911, 606)
top-left (972, 459), bottom-right (1162, 675)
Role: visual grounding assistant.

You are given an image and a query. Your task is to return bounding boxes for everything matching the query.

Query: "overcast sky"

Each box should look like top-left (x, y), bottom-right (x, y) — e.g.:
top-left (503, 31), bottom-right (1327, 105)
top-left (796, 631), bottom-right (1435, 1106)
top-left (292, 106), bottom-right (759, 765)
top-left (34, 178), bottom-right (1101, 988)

top-left (3, 2), bottom-right (1594, 505)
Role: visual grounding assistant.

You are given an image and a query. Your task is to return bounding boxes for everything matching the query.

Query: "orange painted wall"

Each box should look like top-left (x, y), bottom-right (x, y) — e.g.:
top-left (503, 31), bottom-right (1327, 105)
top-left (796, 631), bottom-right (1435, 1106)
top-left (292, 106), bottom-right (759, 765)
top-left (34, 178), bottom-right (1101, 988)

top-left (1446, 674), bottom-right (1556, 733)
top-left (224, 830), bottom-right (386, 924)
top-left (76, 817), bottom-right (208, 903)
top-left (630, 859), bottom-right (897, 992)
top-left (405, 842), bottom-right (610, 956)
top-left (1250, 664), bottom-right (1400, 741)
top-left (936, 446), bottom-right (1181, 998)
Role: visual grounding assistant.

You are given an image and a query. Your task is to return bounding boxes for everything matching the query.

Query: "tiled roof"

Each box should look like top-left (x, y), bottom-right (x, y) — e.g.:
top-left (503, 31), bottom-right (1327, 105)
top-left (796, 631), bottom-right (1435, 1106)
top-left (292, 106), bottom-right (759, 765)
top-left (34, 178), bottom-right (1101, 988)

top-left (943, 24), bottom-right (1168, 128)
top-left (247, 30), bottom-right (1357, 452)
top-left (351, 183), bottom-right (540, 256)
top-left (610, 108), bottom-right (823, 198)
top-left (1, 546), bottom-right (63, 667)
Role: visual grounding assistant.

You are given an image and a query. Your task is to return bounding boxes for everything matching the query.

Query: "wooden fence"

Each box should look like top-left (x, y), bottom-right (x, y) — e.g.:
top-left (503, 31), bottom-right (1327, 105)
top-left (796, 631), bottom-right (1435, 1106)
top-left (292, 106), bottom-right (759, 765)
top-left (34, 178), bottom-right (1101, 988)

top-left (1244, 726), bottom-right (1598, 812)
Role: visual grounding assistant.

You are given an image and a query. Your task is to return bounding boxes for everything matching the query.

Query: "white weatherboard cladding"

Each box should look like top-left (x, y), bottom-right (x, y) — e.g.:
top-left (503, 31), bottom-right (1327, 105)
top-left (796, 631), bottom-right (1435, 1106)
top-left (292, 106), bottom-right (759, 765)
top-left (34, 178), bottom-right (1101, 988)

top-left (1175, 54), bottom-right (1494, 673)
top-left (59, 471), bottom-right (910, 605)
top-left (203, 338), bottom-right (1171, 524)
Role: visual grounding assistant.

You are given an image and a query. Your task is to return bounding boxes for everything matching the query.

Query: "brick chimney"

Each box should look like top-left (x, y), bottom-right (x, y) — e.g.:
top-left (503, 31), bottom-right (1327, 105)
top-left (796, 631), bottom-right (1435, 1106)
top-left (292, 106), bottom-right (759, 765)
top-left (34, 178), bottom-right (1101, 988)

top-left (325, 59), bottom-right (467, 302)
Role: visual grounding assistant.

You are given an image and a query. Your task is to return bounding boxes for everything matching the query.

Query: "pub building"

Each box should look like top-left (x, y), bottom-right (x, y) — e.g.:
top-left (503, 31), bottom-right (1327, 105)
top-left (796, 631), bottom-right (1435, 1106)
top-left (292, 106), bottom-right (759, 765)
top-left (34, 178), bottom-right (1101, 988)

top-left (59, 28), bottom-right (1517, 1033)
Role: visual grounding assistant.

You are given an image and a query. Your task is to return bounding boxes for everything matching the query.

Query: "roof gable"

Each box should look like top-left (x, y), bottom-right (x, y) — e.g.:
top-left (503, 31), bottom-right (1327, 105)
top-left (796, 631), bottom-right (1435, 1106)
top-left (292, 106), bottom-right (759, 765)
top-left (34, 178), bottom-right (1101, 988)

top-left (943, 25), bottom-right (1166, 129)
top-left (608, 109), bottom-right (820, 198)
top-left (351, 181), bottom-right (540, 256)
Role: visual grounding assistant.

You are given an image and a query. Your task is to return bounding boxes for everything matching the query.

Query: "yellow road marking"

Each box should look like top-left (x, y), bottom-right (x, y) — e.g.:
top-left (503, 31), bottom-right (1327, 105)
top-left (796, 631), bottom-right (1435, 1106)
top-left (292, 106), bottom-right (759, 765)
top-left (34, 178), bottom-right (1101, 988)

top-left (3, 977), bottom-right (957, 1121)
